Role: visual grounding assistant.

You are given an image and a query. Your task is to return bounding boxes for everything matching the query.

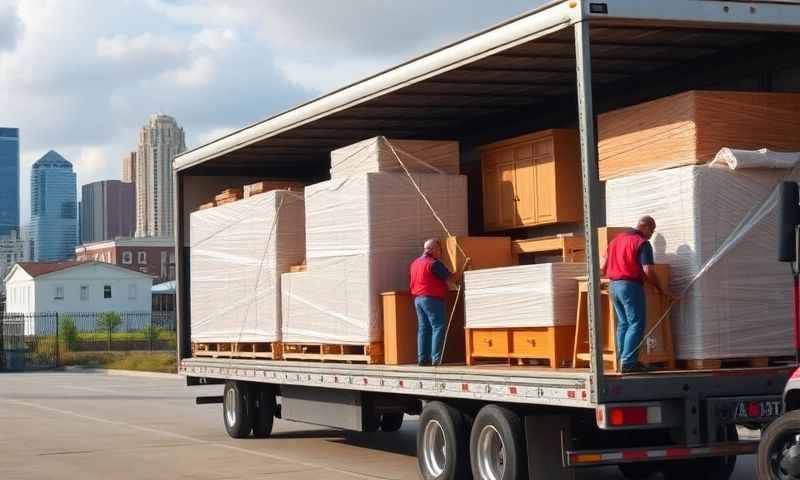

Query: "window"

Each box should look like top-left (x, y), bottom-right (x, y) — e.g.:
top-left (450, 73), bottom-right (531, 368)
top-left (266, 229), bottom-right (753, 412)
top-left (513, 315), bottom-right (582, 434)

top-left (104, 285), bottom-right (112, 299)
top-left (128, 284), bottom-right (137, 300)
top-left (54, 286), bottom-right (64, 300)
top-left (80, 285), bottom-right (89, 301)
top-left (137, 251), bottom-right (147, 264)
top-left (122, 251), bottom-right (133, 265)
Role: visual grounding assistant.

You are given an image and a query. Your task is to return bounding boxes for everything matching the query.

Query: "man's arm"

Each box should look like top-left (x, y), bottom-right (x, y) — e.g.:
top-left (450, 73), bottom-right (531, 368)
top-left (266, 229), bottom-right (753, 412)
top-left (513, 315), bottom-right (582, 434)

top-left (599, 255), bottom-right (607, 277)
top-left (639, 242), bottom-right (671, 297)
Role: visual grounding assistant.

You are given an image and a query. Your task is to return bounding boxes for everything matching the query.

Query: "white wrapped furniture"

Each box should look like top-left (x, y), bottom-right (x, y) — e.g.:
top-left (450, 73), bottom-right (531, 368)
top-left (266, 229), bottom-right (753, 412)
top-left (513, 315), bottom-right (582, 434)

top-left (281, 172), bottom-right (468, 346)
top-left (463, 263), bottom-right (586, 367)
top-left (190, 190), bottom-right (305, 351)
top-left (329, 137), bottom-right (460, 178)
top-left (606, 163), bottom-right (796, 361)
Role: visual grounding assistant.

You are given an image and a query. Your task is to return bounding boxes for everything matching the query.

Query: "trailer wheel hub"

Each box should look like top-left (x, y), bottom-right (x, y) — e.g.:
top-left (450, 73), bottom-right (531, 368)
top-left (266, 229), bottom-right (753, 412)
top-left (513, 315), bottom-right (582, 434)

top-left (778, 435), bottom-right (800, 479)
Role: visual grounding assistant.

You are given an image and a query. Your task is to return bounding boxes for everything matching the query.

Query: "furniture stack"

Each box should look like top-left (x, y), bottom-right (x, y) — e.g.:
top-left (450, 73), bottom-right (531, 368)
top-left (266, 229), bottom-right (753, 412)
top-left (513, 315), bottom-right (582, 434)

top-left (189, 189), bottom-right (305, 359)
top-left (600, 90), bottom-right (800, 367)
top-left (281, 137), bottom-right (467, 363)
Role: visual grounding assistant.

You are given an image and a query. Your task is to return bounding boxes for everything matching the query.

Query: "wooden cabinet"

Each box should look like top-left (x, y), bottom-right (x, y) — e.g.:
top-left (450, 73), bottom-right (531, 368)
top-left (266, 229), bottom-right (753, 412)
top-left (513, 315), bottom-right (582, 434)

top-left (480, 129), bottom-right (582, 232)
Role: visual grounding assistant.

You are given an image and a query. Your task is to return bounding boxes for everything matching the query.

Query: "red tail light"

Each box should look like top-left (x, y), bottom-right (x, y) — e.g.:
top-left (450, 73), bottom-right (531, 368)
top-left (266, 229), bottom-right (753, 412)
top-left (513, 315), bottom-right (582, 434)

top-left (609, 406), bottom-right (648, 426)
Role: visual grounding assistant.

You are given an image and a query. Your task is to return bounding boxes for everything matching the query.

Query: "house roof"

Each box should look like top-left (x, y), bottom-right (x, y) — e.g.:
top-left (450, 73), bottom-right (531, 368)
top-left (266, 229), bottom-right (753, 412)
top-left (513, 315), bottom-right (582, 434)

top-left (15, 261), bottom-right (87, 278)
top-left (11, 261), bottom-right (153, 280)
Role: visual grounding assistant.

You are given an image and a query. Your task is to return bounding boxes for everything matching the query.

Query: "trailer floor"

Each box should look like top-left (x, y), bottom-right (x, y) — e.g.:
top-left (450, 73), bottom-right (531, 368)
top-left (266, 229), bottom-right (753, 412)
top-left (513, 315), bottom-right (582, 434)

top-left (0, 370), bottom-right (758, 479)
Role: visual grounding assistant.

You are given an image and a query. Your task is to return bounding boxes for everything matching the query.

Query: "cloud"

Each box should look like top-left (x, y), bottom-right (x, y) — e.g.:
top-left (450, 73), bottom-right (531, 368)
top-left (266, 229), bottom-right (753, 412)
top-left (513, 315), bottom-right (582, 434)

top-left (0, 1), bottom-right (22, 52)
top-left (1, 0), bottom-right (544, 226)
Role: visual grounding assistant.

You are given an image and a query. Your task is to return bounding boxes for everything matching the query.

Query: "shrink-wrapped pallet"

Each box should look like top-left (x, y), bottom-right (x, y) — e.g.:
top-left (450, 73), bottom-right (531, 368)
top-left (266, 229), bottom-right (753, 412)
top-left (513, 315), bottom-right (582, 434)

top-left (597, 90), bottom-right (800, 180)
top-left (282, 172), bottom-right (468, 344)
top-left (464, 263), bottom-right (586, 329)
top-left (605, 163), bottom-right (797, 360)
top-left (330, 137), bottom-right (460, 178)
top-left (190, 190), bottom-right (305, 343)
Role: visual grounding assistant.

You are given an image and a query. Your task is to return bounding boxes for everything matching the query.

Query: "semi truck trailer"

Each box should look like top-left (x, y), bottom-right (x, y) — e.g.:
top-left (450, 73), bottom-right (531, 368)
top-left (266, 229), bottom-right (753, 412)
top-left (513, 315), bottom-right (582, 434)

top-left (174, 1), bottom-right (800, 478)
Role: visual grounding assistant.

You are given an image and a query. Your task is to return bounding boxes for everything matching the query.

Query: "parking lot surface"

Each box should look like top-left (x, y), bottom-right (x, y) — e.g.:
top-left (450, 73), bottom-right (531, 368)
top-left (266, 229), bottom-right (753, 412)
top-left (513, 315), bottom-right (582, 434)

top-left (0, 371), bottom-right (756, 479)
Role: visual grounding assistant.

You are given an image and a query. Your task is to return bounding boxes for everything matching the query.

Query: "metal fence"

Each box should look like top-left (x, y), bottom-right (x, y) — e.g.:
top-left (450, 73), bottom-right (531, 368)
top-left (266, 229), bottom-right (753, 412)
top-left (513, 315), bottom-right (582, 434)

top-left (0, 311), bottom-right (176, 372)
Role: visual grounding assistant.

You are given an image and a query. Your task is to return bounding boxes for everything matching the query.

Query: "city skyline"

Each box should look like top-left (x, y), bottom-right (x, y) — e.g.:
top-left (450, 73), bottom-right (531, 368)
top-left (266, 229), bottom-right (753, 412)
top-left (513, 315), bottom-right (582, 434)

top-left (80, 179), bottom-right (136, 244)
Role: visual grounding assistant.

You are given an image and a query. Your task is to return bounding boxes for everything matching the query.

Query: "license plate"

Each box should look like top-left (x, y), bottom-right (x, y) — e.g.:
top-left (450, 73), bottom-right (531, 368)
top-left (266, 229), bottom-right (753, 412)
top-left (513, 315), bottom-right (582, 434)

top-left (734, 399), bottom-right (783, 421)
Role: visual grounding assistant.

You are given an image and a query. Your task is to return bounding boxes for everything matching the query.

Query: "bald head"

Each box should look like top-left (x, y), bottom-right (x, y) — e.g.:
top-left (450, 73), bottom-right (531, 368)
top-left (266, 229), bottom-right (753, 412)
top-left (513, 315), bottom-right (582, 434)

top-left (423, 238), bottom-right (442, 259)
top-left (636, 215), bottom-right (656, 239)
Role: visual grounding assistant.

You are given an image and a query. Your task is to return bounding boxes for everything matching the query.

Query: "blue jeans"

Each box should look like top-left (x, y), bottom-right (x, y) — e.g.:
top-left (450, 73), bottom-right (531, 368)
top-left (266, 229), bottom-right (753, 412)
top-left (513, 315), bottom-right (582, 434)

top-left (415, 296), bottom-right (446, 365)
top-left (610, 280), bottom-right (646, 369)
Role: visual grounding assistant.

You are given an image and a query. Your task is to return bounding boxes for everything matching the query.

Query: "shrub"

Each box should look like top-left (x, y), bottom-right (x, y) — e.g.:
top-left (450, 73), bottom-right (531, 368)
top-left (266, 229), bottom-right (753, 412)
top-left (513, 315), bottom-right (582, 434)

top-left (98, 311), bottom-right (122, 351)
top-left (60, 316), bottom-right (79, 352)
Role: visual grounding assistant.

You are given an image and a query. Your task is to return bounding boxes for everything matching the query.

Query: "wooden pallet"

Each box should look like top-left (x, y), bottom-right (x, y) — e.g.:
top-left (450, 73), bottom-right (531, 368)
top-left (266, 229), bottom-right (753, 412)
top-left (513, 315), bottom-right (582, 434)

top-left (679, 356), bottom-right (794, 371)
top-left (244, 180), bottom-right (306, 198)
top-left (465, 326), bottom-right (575, 368)
top-left (281, 342), bottom-right (384, 364)
top-left (214, 188), bottom-right (243, 204)
top-left (192, 341), bottom-right (282, 360)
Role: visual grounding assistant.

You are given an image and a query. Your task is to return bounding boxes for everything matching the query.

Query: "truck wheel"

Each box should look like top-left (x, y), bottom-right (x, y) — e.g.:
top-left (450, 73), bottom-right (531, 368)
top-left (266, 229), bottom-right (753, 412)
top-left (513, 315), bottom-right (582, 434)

top-left (470, 405), bottom-right (527, 480)
top-left (223, 381), bottom-right (254, 438)
top-left (251, 386), bottom-right (276, 438)
top-left (662, 456), bottom-right (736, 480)
top-left (417, 401), bottom-right (469, 480)
top-left (380, 412), bottom-right (404, 432)
top-left (758, 410), bottom-right (800, 480)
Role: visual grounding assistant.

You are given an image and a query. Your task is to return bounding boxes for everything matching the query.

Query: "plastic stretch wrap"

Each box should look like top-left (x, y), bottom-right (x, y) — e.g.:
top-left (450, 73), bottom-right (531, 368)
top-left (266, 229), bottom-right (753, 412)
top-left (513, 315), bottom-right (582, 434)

top-left (190, 191), bottom-right (305, 343)
top-left (329, 137), bottom-right (460, 178)
top-left (282, 172), bottom-right (468, 344)
top-left (606, 164), bottom-right (798, 360)
top-left (464, 263), bottom-right (586, 329)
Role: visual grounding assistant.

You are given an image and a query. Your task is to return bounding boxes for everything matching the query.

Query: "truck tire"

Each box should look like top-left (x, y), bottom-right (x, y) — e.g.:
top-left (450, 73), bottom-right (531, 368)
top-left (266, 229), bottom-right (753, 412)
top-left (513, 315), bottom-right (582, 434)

top-left (417, 401), bottom-right (469, 480)
top-left (380, 412), bottom-right (404, 432)
top-left (470, 405), bottom-right (527, 480)
top-left (758, 409), bottom-right (800, 480)
top-left (251, 386), bottom-right (276, 438)
top-left (223, 380), bottom-right (254, 438)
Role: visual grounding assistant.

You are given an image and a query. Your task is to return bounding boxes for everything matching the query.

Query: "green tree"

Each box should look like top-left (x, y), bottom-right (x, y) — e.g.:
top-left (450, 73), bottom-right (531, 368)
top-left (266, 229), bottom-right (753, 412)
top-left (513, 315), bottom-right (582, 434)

top-left (98, 312), bottom-right (122, 351)
top-left (60, 315), bottom-right (79, 352)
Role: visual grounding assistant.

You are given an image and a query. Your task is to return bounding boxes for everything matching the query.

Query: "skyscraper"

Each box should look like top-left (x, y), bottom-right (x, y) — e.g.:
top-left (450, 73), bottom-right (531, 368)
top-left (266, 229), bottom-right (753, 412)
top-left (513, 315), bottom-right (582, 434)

top-left (122, 151), bottom-right (136, 183)
top-left (0, 128), bottom-right (20, 237)
top-left (80, 180), bottom-right (135, 244)
top-left (135, 114), bottom-right (185, 238)
top-left (30, 150), bottom-right (77, 261)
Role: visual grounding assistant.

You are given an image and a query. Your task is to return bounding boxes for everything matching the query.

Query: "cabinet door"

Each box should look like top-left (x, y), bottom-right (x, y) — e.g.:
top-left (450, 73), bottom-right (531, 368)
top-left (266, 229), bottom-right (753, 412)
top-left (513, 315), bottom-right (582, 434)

top-left (497, 150), bottom-right (517, 229)
top-left (512, 143), bottom-right (536, 226)
top-left (533, 138), bottom-right (557, 224)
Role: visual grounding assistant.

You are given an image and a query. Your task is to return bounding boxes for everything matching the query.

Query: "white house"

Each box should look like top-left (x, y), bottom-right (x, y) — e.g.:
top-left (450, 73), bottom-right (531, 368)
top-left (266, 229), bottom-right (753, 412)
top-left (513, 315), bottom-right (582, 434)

top-left (3, 261), bottom-right (153, 334)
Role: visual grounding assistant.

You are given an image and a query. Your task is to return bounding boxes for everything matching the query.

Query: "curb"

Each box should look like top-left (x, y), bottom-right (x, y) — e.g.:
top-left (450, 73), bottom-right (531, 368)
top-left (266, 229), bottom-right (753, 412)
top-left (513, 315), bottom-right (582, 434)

top-left (62, 365), bottom-right (179, 379)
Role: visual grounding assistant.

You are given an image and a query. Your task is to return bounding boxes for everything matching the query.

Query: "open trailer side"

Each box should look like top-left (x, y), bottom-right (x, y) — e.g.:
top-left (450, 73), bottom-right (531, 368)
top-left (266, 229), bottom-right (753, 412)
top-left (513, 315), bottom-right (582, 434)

top-left (175, 1), bottom-right (800, 478)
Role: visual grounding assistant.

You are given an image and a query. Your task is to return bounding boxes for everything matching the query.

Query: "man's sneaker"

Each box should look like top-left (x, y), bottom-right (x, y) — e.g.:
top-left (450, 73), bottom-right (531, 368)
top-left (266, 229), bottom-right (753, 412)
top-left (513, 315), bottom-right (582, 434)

top-left (620, 362), bottom-right (649, 374)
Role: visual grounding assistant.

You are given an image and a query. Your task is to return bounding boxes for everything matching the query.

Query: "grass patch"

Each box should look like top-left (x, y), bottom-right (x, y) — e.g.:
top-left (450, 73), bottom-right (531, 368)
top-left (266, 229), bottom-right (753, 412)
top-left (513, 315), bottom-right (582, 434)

top-left (61, 351), bottom-right (177, 373)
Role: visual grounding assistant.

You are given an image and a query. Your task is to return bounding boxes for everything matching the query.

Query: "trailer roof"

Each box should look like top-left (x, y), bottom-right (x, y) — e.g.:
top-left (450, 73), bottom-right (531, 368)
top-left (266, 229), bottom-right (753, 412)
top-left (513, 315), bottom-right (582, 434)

top-left (174, 0), bottom-right (800, 173)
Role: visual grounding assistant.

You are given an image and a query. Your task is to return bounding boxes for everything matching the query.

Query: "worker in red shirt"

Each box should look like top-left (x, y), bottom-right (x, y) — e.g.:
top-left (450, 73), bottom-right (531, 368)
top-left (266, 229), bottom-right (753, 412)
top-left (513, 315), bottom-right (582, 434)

top-left (409, 238), bottom-right (452, 366)
top-left (600, 216), bottom-right (672, 373)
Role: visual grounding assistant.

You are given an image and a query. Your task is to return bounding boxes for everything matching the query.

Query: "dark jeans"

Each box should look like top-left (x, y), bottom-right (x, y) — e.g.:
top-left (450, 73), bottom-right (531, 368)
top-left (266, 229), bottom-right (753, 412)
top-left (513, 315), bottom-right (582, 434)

top-left (415, 296), bottom-right (446, 365)
top-left (610, 280), bottom-right (646, 369)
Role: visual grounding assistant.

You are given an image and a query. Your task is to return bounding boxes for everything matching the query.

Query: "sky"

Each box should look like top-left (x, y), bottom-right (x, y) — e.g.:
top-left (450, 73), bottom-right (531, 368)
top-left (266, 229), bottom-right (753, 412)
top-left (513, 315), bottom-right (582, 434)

top-left (0, 0), bottom-right (546, 225)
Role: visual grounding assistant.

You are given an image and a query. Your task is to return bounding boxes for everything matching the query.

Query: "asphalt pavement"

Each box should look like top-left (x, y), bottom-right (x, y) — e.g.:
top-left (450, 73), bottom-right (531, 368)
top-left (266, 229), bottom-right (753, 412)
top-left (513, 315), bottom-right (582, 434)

top-left (0, 370), bottom-right (757, 479)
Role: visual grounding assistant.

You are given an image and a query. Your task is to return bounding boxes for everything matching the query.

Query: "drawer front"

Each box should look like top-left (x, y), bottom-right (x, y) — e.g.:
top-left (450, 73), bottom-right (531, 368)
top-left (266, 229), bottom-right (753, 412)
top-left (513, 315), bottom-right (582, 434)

top-left (470, 330), bottom-right (509, 357)
top-left (511, 328), bottom-right (552, 356)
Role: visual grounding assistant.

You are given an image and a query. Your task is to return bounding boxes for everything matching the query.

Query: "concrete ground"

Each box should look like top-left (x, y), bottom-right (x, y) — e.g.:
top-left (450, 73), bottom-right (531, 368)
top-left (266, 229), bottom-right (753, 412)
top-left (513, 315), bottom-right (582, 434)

top-left (0, 371), bottom-right (756, 480)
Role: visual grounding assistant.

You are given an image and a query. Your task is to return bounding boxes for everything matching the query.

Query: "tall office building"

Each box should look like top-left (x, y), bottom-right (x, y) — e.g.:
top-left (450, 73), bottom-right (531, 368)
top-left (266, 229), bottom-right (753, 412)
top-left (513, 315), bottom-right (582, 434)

top-left (80, 180), bottom-right (135, 244)
top-left (122, 151), bottom-right (136, 183)
top-left (30, 150), bottom-right (77, 261)
top-left (135, 114), bottom-right (185, 238)
top-left (0, 128), bottom-right (20, 237)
